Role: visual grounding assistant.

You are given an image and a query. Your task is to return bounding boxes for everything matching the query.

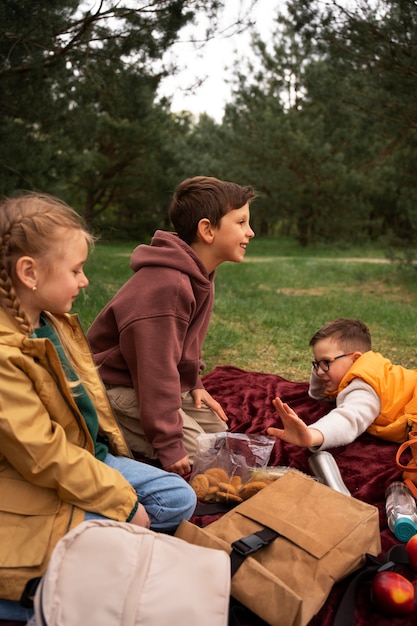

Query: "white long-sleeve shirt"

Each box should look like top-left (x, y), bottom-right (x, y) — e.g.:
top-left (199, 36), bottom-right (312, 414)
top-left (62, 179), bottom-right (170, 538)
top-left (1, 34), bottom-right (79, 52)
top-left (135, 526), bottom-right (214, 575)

top-left (307, 370), bottom-right (381, 449)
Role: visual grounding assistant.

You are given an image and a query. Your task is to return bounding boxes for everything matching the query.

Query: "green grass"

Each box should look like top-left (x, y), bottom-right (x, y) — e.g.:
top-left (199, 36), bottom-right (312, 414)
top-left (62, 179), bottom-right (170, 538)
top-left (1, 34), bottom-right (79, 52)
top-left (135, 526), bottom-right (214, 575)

top-left (73, 237), bottom-right (417, 382)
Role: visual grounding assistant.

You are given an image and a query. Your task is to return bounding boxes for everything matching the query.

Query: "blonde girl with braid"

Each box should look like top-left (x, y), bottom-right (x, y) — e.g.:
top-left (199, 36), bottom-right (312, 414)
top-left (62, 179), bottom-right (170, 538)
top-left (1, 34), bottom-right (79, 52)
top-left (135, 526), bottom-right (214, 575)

top-left (0, 193), bottom-right (196, 622)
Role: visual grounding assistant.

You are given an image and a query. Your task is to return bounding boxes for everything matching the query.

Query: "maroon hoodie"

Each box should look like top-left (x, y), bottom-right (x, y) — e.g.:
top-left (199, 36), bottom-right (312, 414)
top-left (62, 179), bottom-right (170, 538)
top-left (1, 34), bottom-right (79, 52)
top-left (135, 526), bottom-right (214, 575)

top-left (87, 231), bottom-right (215, 467)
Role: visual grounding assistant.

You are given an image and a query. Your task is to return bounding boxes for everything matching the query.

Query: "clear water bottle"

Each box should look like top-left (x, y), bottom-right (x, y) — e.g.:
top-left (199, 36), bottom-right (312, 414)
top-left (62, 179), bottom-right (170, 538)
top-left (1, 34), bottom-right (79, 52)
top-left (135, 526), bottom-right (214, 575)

top-left (385, 481), bottom-right (417, 541)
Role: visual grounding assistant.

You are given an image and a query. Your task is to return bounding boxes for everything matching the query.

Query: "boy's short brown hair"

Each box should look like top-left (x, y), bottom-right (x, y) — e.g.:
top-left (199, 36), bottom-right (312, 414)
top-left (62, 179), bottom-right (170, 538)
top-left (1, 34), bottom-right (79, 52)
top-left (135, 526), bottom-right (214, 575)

top-left (309, 318), bottom-right (372, 353)
top-left (169, 176), bottom-right (256, 244)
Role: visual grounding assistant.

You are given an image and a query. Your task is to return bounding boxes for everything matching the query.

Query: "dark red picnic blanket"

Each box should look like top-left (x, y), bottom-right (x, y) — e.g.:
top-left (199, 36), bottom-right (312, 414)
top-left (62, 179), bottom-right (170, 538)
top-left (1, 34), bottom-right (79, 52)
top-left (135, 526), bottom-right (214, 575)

top-left (193, 365), bottom-right (416, 626)
top-left (1, 365), bottom-right (415, 626)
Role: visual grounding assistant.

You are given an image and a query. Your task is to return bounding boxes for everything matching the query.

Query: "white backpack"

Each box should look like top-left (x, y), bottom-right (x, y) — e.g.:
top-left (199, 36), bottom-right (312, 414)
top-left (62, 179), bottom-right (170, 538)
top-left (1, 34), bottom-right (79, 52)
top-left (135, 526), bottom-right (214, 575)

top-left (29, 519), bottom-right (231, 626)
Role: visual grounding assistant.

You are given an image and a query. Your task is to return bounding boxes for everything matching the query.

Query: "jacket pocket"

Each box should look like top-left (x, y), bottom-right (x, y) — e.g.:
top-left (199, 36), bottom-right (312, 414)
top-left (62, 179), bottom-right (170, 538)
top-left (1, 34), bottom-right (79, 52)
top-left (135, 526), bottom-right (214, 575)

top-left (0, 511), bottom-right (55, 567)
top-left (0, 478), bottom-right (59, 567)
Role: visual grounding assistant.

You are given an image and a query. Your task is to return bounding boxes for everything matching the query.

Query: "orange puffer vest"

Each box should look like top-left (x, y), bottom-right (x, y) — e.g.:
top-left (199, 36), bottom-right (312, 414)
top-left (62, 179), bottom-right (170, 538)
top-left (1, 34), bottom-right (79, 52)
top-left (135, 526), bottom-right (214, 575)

top-left (336, 351), bottom-right (417, 443)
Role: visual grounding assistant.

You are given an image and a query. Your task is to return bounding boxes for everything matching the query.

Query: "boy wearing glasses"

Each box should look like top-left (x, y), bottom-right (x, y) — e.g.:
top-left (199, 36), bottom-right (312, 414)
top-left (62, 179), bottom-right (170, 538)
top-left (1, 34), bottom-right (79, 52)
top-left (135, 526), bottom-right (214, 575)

top-left (267, 317), bottom-right (417, 449)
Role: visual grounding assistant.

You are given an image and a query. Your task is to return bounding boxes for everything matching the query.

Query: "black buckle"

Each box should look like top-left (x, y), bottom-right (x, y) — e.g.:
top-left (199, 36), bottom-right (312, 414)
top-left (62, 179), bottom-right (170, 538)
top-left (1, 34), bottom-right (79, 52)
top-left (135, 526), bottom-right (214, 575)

top-left (232, 534), bottom-right (268, 556)
top-left (232, 528), bottom-right (279, 557)
top-left (230, 528), bottom-right (280, 576)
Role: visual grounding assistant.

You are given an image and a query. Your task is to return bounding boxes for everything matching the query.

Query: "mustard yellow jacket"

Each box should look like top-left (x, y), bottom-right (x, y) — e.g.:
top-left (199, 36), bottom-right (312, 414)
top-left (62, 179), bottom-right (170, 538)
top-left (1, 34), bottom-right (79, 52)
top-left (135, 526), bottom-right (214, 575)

top-left (0, 309), bottom-right (137, 601)
top-left (337, 351), bottom-right (417, 442)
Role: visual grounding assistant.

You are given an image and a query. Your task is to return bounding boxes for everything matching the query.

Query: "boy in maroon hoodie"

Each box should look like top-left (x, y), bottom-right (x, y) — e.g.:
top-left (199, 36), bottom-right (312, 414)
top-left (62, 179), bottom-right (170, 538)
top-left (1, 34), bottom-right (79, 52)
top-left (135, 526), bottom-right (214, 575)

top-left (87, 176), bottom-right (256, 476)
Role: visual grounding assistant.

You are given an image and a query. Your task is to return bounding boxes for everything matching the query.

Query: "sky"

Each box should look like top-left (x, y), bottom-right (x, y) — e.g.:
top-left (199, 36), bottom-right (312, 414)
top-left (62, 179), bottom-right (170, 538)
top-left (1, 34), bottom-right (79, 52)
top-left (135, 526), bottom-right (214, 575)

top-left (157, 0), bottom-right (279, 122)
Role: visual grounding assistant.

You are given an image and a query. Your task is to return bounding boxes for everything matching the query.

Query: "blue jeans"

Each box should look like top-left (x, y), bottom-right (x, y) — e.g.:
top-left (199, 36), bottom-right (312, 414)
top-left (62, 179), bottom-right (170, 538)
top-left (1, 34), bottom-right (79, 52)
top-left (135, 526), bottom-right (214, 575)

top-left (0, 454), bottom-right (196, 621)
top-left (0, 599), bottom-right (33, 622)
top-left (84, 453), bottom-right (196, 530)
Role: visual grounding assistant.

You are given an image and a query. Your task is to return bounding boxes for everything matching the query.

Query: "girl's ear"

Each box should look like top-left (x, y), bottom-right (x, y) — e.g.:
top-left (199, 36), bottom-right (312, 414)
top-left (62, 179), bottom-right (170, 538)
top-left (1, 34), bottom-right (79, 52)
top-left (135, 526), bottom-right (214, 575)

top-left (196, 218), bottom-right (215, 244)
top-left (15, 256), bottom-right (38, 290)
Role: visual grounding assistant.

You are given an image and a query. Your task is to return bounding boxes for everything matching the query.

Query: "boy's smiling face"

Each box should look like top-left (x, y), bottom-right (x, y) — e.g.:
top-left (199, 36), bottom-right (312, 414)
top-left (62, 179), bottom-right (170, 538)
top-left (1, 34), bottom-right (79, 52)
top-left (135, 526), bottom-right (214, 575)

top-left (211, 203), bottom-right (255, 265)
top-left (312, 338), bottom-right (360, 393)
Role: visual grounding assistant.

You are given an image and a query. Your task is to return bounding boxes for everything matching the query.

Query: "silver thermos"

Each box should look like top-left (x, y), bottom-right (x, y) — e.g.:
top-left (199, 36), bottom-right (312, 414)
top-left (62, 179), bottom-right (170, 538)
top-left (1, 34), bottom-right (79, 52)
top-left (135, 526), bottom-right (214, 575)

top-left (308, 450), bottom-right (351, 496)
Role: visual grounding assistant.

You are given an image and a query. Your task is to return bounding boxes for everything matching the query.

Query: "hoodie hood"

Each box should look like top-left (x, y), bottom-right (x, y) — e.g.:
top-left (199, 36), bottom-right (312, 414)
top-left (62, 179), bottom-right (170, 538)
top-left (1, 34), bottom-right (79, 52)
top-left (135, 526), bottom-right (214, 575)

top-left (130, 230), bottom-right (212, 284)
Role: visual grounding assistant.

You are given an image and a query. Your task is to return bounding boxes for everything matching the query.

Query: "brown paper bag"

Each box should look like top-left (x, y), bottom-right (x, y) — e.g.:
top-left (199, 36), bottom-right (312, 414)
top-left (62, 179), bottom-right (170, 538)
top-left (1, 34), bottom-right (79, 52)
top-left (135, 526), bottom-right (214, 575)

top-left (176, 470), bottom-right (381, 626)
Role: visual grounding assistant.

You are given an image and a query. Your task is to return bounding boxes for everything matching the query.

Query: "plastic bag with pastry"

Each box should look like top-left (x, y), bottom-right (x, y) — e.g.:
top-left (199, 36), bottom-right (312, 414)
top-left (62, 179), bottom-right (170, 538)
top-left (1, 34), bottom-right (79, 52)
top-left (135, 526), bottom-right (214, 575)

top-left (189, 432), bottom-right (274, 504)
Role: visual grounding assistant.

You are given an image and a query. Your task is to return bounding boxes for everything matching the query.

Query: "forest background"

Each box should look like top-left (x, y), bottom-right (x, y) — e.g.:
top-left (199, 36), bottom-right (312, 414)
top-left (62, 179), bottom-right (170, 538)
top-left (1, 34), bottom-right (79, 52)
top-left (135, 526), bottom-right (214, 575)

top-left (2, 0), bottom-right (417, 257)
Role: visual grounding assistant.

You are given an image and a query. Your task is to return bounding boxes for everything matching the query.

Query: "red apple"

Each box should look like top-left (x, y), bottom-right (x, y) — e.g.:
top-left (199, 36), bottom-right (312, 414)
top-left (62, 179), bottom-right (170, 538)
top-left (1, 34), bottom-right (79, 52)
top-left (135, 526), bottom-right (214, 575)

top-left (371, 571), bottom-right (415, 616)
top-left (406, 534), bottom-right (417, 572)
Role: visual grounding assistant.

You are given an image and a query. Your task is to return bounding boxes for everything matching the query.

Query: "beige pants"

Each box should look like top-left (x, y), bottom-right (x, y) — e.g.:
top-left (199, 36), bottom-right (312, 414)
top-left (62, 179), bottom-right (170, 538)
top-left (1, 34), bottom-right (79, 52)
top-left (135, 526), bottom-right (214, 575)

top-left (106, 386), bottom-right (228, 463)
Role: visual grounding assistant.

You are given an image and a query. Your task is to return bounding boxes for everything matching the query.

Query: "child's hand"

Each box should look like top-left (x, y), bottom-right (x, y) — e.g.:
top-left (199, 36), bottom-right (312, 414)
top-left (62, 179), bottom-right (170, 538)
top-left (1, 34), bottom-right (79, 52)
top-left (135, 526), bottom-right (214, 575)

top-left (191, 388), bottom-right (228, 422)
top-left (165, 455), bottom-right (191, 477)
top-left (267, 397), bottom-right (323, 448)
top-left (130, 503), bottom-right (151, 529)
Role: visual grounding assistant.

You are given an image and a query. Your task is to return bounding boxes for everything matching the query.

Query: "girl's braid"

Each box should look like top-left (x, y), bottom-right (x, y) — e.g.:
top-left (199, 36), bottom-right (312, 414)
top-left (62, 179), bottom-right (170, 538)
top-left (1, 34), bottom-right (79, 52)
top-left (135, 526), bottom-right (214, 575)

top-left (0, 214), bottom-right (33, 335)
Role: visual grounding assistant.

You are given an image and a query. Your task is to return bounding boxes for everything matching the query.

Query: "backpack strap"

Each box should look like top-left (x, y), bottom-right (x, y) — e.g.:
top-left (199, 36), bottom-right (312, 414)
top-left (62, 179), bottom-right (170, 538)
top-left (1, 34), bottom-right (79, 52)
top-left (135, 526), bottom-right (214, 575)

top-left (404, 478), bottom-right (417, 499)
top-left (228, 597), bottom-right (263, 626)
top-left (396, 438), bottom-right (417, 472)
top-left (20, 576), bottom-right (42, 608)
top-left (193, 501), bottom-right (235, 516)
top-left (333, 544), bottom-right (410, 626)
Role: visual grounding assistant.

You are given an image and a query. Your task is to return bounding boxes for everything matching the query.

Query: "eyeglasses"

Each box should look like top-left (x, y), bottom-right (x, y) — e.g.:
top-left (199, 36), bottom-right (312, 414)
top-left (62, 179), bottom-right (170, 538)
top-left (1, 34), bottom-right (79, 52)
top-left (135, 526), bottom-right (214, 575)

top-left (311, 352), bottom-right (354, 373)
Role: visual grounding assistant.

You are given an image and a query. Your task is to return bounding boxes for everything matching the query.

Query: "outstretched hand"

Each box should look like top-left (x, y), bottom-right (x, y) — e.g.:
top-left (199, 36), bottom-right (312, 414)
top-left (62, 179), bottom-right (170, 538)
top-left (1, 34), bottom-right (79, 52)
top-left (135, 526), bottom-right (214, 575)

top-left (266, 397), bottom-right (324, 448)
